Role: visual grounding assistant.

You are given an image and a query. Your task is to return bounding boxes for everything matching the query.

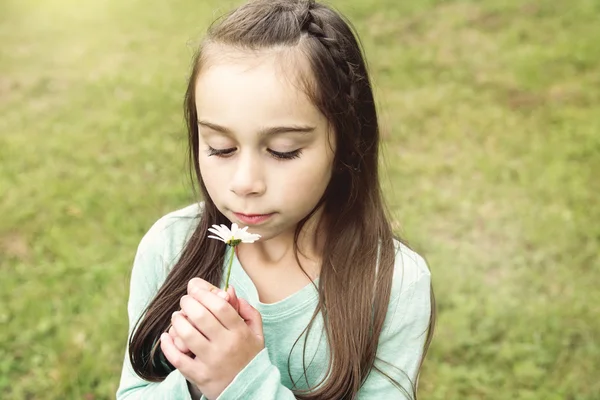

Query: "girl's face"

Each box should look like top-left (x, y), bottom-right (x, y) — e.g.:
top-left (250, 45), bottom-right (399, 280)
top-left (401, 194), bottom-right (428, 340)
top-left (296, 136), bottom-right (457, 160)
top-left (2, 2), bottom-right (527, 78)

top-left (195, 48), bottom-right (335, 242)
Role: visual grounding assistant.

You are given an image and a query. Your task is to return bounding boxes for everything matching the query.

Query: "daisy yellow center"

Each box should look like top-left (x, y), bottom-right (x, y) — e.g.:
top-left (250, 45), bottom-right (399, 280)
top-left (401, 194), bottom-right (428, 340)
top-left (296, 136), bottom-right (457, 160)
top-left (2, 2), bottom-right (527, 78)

top-left (227, 238), bottom-right (242, 247)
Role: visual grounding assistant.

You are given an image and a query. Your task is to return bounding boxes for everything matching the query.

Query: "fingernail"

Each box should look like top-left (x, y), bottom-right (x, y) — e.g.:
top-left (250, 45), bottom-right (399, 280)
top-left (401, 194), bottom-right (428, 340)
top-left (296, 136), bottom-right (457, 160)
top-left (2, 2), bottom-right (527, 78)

top-left (172, 311), bottom-right (179, 319)
top-left (217, 291), bottom-right (229, 300)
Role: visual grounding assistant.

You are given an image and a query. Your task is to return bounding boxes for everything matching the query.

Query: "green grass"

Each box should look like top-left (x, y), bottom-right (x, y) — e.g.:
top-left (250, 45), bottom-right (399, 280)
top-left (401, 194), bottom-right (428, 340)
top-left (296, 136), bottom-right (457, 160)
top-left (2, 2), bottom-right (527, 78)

top-left (1, 0), bottom-right (598, 398)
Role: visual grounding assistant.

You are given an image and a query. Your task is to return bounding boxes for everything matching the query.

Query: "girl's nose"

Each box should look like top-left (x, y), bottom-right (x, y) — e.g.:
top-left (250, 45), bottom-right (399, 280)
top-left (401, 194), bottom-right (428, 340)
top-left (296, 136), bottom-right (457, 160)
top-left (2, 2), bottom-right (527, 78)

top-left (229, 154), bottom-right (266, 197)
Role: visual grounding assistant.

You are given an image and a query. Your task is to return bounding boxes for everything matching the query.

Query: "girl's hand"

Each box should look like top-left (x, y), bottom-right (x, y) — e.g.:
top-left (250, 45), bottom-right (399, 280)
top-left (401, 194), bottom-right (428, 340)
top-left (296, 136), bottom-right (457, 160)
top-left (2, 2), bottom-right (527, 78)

top-left (160, 281), bottom-right (264, 400)
top-left (187, 277), bottom-right (241, 314)
top-left (169, 278), bottom-right (241, 355)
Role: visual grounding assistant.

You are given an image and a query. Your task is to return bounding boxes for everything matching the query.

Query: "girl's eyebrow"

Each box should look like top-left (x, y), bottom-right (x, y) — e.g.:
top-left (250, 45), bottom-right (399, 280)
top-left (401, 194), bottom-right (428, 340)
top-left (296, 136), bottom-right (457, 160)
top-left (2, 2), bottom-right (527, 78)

top-left (197, 119), bottom-right (315, 136)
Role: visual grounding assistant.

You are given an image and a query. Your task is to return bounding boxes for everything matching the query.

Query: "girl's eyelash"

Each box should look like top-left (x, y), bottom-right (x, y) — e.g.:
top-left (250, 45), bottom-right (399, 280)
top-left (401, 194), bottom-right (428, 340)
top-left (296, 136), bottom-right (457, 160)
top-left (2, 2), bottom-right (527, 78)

top-left (207, 146), bottom-right (235, 157)
top-left (206, 146), bottom-right (302, 160)
top-left (269, 149), bottom-right (302, 160)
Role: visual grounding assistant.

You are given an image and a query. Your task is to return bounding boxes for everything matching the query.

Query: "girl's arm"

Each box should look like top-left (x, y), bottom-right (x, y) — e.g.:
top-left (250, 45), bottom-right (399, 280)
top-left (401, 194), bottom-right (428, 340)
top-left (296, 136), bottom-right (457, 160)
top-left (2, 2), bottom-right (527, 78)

top-left (116, 219), bottom-right (197, 400)
top-left (198, 348), bottom-right (297, 400)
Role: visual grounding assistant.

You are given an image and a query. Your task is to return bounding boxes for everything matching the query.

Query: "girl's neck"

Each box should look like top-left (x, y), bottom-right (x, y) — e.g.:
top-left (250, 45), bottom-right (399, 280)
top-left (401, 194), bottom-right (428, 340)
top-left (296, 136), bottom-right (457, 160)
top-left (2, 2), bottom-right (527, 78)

top-left (237, 209), bottom-right (326, 276)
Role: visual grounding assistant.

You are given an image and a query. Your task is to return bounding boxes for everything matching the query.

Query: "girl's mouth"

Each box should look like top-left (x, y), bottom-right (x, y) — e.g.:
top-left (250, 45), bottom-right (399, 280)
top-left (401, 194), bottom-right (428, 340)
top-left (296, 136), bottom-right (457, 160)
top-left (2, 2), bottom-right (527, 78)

top-left (233, 212), bottom-right (274, 225)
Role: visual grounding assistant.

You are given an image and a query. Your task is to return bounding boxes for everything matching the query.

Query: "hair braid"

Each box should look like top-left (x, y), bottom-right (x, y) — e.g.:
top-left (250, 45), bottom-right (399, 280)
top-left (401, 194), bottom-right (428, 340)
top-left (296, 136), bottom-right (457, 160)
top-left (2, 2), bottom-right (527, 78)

top-left (300, 3), bottom-right (360, 106)
top-left (298, 2), bottom-right (366, 175)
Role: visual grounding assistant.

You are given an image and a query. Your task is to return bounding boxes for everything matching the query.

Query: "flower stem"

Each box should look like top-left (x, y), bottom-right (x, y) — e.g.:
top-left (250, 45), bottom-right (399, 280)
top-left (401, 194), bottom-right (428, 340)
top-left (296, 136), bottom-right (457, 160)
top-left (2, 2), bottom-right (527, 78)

top-left (223, 245), bottom-right (235, 291)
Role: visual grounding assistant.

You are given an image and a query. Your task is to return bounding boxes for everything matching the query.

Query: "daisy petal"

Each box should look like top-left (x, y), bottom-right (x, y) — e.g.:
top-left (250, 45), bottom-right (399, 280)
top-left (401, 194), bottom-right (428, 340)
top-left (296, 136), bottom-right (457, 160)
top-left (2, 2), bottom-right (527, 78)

top-left (207, 235), bottom-right (225, 242)
top-left (220, 225), bottom-right (231, 236)
top-left (209, 225), bottom-right (227, 235)
top-left (241, 233), bottom-right (261, 243)
top-left (207, 229), bottom-right (225, 239)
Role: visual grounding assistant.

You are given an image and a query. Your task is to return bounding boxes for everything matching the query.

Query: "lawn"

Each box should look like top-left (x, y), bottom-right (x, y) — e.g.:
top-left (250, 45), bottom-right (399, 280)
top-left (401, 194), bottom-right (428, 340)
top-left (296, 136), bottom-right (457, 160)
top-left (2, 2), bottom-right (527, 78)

top-left (1, 0), bottom-right (598, 398)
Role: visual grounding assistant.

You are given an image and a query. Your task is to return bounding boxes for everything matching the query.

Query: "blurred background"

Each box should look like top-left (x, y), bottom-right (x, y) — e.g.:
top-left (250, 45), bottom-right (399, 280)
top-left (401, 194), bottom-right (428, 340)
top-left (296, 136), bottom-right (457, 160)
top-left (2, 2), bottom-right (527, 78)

top-left (1, 0), bottom-right (599, 398)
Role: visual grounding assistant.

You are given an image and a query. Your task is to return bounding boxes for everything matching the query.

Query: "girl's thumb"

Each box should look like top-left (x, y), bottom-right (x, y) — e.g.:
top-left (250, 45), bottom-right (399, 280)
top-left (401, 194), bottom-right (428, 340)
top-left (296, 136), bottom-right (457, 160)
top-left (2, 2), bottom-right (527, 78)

top-left (226, 285), bottom-right (240, 314)
top-left (238, 297), bottom-right (263, 337)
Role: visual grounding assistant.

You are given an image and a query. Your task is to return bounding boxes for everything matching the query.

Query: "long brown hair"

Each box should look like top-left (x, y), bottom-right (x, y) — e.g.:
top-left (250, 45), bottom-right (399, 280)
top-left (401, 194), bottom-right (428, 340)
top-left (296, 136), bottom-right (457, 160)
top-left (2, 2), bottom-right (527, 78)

top-left (128, 1), bottom-right (435, 398)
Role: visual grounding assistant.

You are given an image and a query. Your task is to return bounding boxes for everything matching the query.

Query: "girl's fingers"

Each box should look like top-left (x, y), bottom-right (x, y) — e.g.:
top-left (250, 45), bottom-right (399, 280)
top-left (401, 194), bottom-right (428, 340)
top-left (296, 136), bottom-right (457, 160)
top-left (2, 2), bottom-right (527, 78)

top-left (179, 295), bottom-right (226, 340)
top-left (169, 323), bottom-right (190, 354)
top-left (189, 290), bottom-right (244, 331)
top-left (160, 333), bottom-right (197, 374)
top-left (174, 336), bottom-right (189, 354)
top-left (227, 285), bottom-right (240, 314)
top-left (187, 278), bottom-right (241, 316)
top-left (168, 324), bottom-right (177, 338)
top-left (187, 278), bottom-right (217, 295)
top-left (171, 311), bottom-right (210, 355)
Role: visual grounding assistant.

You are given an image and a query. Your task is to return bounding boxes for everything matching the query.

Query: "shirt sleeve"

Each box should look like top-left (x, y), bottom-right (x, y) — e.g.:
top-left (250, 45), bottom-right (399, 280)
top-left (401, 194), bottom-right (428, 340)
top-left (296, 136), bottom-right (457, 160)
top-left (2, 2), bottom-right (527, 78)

top-left (202, 348), bottom-right (297, 400)
top-left (116, 222), bottom-right (194, 400)
top-left (207, 256), bottom-right (432, 400)
top-left (358, 256), bottom-right (432, 399)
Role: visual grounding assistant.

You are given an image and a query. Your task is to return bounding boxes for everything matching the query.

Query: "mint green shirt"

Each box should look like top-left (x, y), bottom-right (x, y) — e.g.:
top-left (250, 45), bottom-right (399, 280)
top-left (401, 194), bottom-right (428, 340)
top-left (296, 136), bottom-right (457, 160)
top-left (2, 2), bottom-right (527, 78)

top-left (116, 204), bottom-right (432, 399)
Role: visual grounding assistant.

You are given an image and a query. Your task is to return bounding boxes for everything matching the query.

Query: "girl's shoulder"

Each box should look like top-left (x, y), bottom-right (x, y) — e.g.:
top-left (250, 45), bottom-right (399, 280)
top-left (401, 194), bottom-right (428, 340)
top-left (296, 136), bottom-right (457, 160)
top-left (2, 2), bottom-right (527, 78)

top-left (137, 202), bottom-right (203, 260)
top-left (388, 239), bottom-right (431, 299)
top-left (150, 202), bottom-right (203, 231)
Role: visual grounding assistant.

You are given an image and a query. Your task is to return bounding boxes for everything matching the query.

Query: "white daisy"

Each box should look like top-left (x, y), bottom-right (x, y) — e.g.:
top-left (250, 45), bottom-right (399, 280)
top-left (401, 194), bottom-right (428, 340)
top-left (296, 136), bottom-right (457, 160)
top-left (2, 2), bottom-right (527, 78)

top-left (207, 223), bottom-right (260, 291)
top-left (208, 223), bottom-right (261, 246)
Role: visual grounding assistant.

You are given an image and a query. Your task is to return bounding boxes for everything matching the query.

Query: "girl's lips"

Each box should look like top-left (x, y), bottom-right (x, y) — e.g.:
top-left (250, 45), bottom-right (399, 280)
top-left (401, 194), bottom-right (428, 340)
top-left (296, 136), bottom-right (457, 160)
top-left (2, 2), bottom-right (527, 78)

top-left (233, 212), bottom-right (274, 225)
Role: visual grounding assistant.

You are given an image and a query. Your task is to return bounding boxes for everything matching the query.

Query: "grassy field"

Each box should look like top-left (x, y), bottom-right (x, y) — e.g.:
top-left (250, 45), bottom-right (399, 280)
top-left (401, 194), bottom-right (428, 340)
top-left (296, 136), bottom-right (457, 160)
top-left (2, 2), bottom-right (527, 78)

top-left (1, 0), bottom-right (599, 398)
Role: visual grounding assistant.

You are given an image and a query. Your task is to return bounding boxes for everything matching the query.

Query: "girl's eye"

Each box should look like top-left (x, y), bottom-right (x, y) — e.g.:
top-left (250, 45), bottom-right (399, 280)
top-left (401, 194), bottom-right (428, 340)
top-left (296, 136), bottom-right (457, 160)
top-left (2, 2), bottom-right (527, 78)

top-left (207, 146), bottom-right (236, 157)
top-left (206, 146), bottom-right (302, 160)
top-left (268, 149), bottom-right (302, 160)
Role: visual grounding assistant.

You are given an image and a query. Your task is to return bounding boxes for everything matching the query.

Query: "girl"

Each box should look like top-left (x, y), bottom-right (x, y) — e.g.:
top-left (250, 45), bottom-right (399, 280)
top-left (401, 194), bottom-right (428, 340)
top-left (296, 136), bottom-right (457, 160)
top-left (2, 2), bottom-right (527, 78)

top-left (117, 0), bottom-right (435, 399)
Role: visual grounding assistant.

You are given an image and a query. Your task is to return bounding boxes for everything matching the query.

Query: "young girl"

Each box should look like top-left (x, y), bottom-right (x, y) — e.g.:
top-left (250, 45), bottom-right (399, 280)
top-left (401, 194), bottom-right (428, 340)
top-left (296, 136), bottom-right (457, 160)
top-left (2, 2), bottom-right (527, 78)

top-left (117, 0), bottom-right (435, 399)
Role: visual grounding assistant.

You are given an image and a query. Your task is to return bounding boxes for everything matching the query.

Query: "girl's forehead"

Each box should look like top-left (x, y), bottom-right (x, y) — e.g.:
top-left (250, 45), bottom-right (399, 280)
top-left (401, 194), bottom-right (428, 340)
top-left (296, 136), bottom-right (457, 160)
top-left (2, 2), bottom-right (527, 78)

top-left (194, 47), bottom-right (324, 127)
top-left (200, 43), bottom-right (308, 71)
top-left (196, 45), bottom-right (312, 93)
